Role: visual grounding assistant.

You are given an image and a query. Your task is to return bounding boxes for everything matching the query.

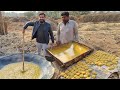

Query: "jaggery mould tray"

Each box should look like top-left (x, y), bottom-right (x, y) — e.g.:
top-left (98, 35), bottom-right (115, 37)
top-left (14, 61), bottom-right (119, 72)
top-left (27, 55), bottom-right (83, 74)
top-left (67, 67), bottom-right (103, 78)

top-left (47, 41), bottom-right (94, 68)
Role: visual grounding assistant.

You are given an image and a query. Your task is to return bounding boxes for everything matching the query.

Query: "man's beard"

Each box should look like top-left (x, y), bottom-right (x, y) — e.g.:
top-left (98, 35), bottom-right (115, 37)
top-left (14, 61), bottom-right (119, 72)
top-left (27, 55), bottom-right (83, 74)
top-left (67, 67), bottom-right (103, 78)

top-left (40, 20), bottom-right (45, 23)
top-left (63, 20), bottom-right (69, 25)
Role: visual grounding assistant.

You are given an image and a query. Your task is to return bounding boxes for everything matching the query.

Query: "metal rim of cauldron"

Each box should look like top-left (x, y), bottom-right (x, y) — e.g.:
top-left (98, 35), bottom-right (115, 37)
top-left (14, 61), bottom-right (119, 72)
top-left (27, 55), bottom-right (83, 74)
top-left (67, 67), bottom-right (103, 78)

top-left (0, 53), bottom-right (55, 79)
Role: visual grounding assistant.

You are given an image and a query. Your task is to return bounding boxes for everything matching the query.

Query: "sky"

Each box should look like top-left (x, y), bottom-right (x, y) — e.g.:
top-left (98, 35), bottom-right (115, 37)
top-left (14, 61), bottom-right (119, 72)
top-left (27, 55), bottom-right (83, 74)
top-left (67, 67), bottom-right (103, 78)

top-left (4, 11), bottom-right (28, 13)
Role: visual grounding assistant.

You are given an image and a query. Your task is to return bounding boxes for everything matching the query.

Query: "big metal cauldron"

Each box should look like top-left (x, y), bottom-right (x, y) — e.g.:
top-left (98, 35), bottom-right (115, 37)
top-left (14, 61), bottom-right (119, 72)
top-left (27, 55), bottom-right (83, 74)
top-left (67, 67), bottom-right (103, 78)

top-left (0, 53), bottom-right (55, 79)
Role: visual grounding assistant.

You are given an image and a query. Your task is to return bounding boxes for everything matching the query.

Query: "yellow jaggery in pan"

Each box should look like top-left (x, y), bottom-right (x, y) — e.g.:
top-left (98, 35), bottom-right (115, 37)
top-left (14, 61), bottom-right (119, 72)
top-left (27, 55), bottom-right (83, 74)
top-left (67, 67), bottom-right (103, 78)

top-left (0, 62), bottom-right (41, 79)
top-left (0, 53), bottom-right (55, 79)
top-left (47, 42), bottom-right (91, 64)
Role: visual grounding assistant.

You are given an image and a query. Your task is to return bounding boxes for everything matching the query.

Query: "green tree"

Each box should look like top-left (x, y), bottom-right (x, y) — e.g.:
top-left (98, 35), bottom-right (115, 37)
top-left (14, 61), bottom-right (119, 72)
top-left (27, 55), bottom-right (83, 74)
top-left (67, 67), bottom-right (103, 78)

top-left (24, 11), bottom-right (35, 19)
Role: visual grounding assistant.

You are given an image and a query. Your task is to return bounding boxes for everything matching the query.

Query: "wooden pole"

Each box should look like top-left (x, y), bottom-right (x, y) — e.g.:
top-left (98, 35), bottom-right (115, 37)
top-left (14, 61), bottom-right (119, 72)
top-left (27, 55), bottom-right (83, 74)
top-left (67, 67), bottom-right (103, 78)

top-left (22, 32), bottom-right (25, 72)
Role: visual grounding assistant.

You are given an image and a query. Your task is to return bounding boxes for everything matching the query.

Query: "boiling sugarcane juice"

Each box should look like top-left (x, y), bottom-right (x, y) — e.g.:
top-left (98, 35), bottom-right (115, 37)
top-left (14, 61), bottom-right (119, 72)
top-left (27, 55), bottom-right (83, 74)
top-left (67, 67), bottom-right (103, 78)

top-left (48, 42), bottom-right (90, 63)
top-left (0, 62), bottom-right (41, 79)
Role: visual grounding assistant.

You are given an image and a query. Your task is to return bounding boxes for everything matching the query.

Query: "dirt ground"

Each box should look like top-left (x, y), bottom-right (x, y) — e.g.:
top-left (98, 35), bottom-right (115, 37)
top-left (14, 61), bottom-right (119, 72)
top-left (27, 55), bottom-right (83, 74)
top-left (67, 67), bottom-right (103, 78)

top-left (0, 21), bottom-right (120, 57)
top-left (0, 22), bottom-right (36, 56)
top-left (78, 22), bottom-right (120, 57)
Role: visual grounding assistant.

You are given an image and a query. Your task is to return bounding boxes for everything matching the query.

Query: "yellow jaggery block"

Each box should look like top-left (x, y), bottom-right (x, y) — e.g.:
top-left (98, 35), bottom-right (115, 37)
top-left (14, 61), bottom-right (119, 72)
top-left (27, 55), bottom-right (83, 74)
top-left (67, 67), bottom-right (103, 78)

top-left (84, 50), bottom-right (119, 68)
top-left (60, 61), bottom-right (98, 79)
top-left (91, 75), bottom-right (96, 79)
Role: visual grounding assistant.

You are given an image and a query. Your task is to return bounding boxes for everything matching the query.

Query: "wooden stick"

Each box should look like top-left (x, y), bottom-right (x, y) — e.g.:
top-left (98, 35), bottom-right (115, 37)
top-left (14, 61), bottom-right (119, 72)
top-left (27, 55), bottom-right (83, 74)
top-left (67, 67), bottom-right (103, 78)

top-left (3, 21), bottom-right (6, 35)
top-left (22, 32), bottom-right (25, 72)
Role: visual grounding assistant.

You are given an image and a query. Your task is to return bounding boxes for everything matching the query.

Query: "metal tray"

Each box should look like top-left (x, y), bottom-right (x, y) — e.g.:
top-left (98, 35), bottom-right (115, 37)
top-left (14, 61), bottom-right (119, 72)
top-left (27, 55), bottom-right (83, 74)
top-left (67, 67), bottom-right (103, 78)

top-left (47, 41), bottom-right (94, 69)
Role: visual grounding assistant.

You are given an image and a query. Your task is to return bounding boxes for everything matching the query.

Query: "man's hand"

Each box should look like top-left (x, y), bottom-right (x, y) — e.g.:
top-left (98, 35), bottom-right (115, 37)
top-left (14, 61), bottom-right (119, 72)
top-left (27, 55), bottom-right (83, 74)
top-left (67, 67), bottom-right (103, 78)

top-left (23, 29), bottom-right (25, 34)
top-left (49, 43), bottom-right (54, 49)
top-left (56, 41), bottom-right (61, 46)
top-left (73, 39), bottom-right (80, 43)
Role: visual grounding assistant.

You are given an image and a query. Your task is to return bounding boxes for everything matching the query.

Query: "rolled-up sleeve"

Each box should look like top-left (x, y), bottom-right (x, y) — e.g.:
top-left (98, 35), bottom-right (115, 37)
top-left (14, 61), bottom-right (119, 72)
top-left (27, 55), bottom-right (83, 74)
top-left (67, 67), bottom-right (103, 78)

top-left (56, 23), bottom-right (60, 42)
top-left (23, 21), bottom-right (34, 30)
top-left (74, 22), bottom-right (79, 42)
top-left (49, 25), bottom-right (54, 43)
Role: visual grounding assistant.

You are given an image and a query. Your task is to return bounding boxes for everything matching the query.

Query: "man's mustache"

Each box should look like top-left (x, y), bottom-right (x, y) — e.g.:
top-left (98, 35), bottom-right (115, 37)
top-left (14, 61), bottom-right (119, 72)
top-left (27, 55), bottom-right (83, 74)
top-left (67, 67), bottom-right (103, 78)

top-left (39, 20), bottom-right (45, 23)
